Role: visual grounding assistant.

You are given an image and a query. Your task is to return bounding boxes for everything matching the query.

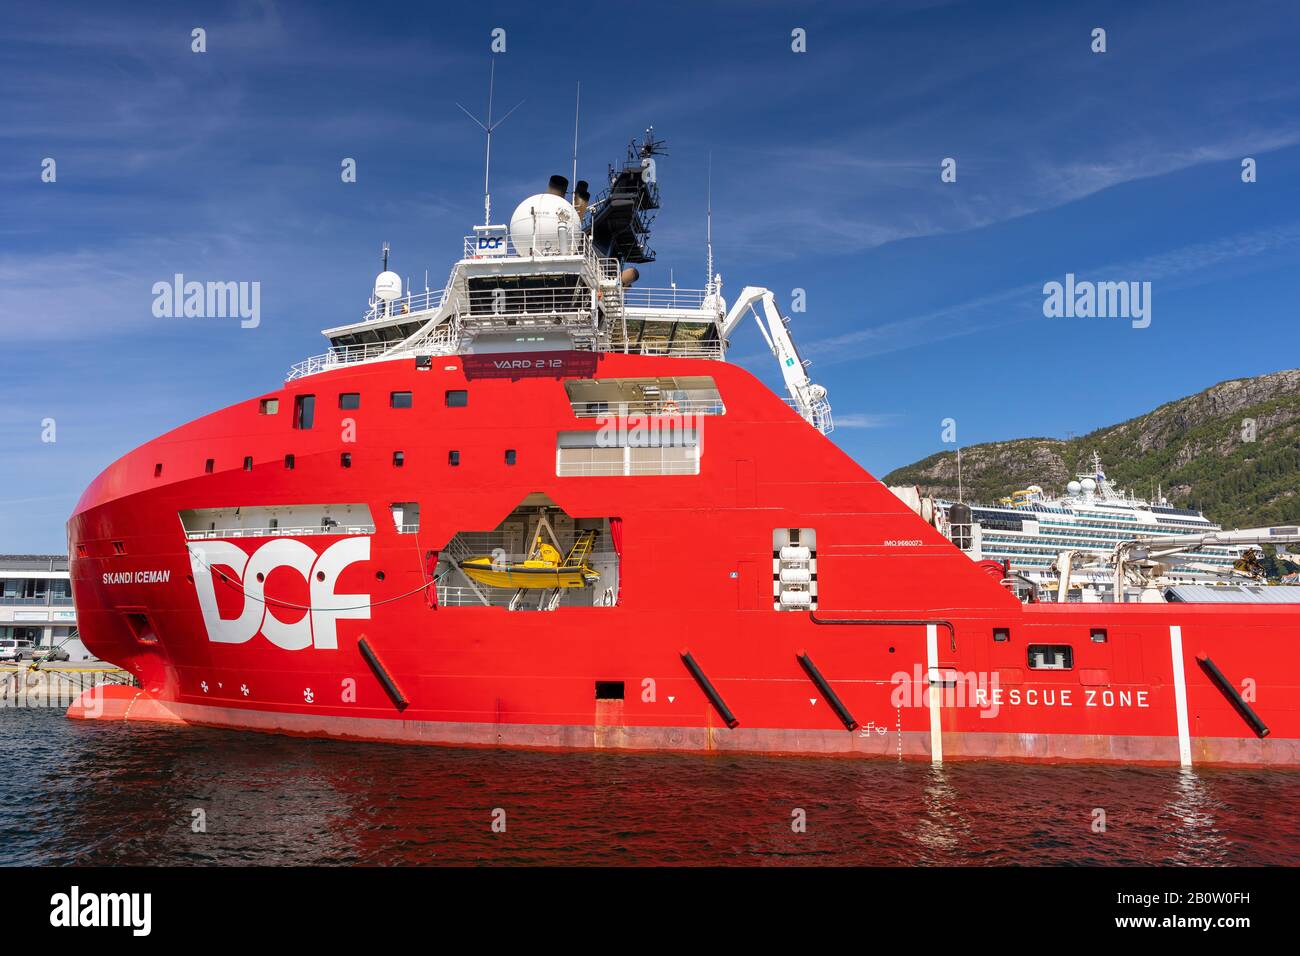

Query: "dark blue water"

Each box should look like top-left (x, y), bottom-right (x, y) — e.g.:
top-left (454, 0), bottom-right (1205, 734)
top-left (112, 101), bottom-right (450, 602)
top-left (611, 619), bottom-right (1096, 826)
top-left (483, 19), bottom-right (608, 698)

top-left (3, 708), bottom-right (1298, 866)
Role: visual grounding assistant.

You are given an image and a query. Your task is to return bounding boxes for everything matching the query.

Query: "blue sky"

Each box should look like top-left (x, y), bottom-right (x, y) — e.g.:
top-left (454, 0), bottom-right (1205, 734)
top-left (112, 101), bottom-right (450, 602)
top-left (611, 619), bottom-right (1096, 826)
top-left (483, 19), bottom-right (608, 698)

top-left (3, 0), bottom-right (1300, 551)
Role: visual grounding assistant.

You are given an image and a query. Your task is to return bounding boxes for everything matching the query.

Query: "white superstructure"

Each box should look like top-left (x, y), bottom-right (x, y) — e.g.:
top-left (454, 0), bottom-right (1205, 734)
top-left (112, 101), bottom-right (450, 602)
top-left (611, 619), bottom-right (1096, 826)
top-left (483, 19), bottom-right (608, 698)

top-left (284, 132), bottom-right (833, 435)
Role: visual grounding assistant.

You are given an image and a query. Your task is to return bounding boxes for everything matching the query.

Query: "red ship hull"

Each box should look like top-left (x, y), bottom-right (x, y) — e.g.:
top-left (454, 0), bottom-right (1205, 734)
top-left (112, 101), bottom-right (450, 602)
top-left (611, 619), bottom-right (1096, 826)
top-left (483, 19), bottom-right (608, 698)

top-left (66, 354), bottom-right (1300, 767)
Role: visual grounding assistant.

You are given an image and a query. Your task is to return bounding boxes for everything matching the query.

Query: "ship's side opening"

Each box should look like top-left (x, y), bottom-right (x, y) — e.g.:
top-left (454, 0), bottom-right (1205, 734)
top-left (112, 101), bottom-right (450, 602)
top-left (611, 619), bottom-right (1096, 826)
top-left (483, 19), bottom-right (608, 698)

top-left (435, 493), bottom-right (620, 611)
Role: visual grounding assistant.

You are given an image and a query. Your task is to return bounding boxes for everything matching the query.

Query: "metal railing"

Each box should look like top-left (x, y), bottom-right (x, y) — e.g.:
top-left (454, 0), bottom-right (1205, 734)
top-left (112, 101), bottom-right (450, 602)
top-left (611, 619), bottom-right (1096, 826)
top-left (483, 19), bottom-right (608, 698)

top-left (287, 343), bottom-right (396, 380)
top-left (570, 398), bottom-right (725, 418)
top-left (463, 286), bottom-right (592, 319)
top-left (609, 339), bottom-right (726, 360)
top-left (362, 287), bottom-right (446, 322)
top-left (556, 459), bottom-right (700, 477)
top-left (781, 397), bottom-right (835, 435)
top-left (185, 525), bottom-right (376, 540)
top-left (621, 287), bottom-right (713, 310)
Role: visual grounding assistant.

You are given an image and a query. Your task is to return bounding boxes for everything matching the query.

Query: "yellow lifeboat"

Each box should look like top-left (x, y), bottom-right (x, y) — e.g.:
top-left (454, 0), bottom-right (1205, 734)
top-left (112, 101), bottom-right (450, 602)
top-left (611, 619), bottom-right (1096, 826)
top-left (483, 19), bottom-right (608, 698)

top-left (459, 532), bottom-right (600, 590)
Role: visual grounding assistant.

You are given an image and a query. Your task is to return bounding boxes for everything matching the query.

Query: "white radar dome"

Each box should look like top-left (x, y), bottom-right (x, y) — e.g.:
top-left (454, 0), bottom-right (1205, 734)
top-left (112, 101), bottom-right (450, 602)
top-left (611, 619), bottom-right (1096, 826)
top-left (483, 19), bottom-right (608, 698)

top-left (1067, 480), bottom-right (1082, 495)
top-left (374, 271), bottom-right (402, 302)
top-left (509, 193), bottom-right (581, 257)
top-left (1080, 477), bottom-right (1097, 492)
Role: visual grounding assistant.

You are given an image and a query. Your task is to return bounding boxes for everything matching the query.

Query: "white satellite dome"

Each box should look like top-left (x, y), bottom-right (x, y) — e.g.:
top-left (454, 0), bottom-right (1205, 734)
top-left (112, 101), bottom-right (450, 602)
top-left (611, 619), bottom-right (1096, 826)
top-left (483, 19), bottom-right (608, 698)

top-left (374, 271), bottom-right (402, 302)
top-left (1067, 480), bottom-right (1082, 495)
top-left (509, 193), bottom-right (581, 257)
top-left (1080, 477), bottom-right (1097, 492)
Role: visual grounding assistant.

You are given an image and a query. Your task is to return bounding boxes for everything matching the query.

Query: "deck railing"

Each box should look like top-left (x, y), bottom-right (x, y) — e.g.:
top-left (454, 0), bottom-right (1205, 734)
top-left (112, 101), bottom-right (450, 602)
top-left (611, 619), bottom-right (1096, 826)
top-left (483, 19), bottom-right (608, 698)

top-left (185, 525), bottom-right (376, 540)
top-left (362, 287), bottom-right (445, 323)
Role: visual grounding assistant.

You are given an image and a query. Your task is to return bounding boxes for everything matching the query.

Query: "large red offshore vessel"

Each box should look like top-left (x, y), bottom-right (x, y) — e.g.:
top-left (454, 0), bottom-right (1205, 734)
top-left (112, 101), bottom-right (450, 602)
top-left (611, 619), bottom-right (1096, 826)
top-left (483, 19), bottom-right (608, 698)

top-left (67, 135), bottom-right (1299, 767)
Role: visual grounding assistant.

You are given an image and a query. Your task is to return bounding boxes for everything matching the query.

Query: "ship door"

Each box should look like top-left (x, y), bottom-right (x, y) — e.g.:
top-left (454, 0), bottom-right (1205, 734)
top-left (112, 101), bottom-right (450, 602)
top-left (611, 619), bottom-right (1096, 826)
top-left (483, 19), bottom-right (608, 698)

top-left (735, 561), bottom-right (763, 609)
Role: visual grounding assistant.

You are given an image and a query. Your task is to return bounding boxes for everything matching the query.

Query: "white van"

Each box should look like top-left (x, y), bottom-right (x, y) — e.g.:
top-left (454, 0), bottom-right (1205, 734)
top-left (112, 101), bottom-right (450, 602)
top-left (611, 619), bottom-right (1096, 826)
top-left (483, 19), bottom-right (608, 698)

top-left (0, 639), bottom-right (35, 662)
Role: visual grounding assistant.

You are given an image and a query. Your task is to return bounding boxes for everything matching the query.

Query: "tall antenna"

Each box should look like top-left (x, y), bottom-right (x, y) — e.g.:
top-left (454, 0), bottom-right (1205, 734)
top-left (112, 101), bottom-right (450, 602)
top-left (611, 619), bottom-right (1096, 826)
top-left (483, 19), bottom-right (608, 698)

top-left (381, 241), bottom-right (390, 271)
top-left (571, 82), bottom-right (580, 201)
top-left (456, 60), bottom-right (525, 226)
top-left (957, 447), bottom-right (964, 504)
top-left (705, 151), bottom-right (714, 292)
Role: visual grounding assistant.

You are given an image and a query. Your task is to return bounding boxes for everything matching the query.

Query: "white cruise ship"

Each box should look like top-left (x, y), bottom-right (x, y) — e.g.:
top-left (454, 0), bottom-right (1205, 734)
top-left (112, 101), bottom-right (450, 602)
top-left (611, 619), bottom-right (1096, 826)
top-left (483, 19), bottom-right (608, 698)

top-left (896, 453), bottom-right (1256, 602)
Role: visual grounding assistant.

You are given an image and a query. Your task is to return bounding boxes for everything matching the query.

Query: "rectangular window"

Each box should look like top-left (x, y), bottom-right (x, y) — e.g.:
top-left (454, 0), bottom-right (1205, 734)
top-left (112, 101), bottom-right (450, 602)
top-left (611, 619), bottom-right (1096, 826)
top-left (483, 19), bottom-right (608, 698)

top-left (556, 429), bottom-right (701, 477)
top-left (259, 398), bottom-right (279, 415)
top-left (340, 452), bottom-right (352, 468)
top-left (338, 392), bottom-right (361, 410)
top-left (1090, 628), bottom-right (1108, 643)
top-left (154, 463), bottom-right (163, 477)
top-left (445, 389), bottom-right (468, 408)
top-left (504, 449), bottom-right (517, 465)
top-left (284, 454), bottom-right (295, 470)
top-left (243, 456), bottom-right (253, 471)
top-left (393, 451), bottom-right (405, 467)
top-left (390, 391), bottom-right (413, 409)
top-left (448, 450), bottom-right (460, 466)
top-left (993, 628), bottom-right (1010, 642)
top-left (204, 458), bottom-right (215, 474)
top-left (595, 681), bottom-right (625, 700)
top-left (293, 394), bottom-right (316, 429)
top-left (112, 541), bottom-right (126, 555)
top-left (1028, 644), bottom-right (1073, 670)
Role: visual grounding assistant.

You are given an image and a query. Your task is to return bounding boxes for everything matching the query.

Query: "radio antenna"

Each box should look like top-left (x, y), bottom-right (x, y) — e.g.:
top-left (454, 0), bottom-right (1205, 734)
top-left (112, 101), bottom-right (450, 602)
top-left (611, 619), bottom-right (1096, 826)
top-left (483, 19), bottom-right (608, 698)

top-left (705, 151), bottom-right (714, 292)
top-left (571, 82), bottom-right (580, 201)
top-left (456, 59), bottom-right (524, 226)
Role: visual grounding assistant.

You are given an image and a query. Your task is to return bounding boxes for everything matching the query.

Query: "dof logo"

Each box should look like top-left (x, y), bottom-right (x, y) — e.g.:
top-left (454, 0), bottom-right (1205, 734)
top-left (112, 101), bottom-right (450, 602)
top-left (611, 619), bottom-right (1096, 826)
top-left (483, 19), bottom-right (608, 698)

top-left (187, 538), bottom-right (370, 650)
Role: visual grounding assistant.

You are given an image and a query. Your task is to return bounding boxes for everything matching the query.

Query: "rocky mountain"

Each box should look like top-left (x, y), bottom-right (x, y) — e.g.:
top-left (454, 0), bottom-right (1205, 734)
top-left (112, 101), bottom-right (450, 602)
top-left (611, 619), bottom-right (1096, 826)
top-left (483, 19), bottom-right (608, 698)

top-left (882, 369), bottom-right (1300, 530)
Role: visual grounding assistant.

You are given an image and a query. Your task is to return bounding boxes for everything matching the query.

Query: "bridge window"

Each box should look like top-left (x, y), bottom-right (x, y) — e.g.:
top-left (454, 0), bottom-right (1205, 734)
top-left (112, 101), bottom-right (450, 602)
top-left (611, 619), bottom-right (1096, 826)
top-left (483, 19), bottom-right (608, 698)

top-left (259, 398), bottom-right (279, 415)
top-left (339, 392), bottom-right (361, 410)
top-left (445, 389), bottom-right (469, 408)
top-left (390, 391), bottom-right (413, 409)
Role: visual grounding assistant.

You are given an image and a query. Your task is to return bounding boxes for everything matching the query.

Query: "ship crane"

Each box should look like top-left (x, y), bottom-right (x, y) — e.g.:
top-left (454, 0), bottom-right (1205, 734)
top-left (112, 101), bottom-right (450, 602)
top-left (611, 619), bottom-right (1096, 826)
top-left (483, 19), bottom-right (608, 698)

top-left (1112, 525), bottom-right (1300, 602)
top-left (720, 286), bottom-right (833, 434)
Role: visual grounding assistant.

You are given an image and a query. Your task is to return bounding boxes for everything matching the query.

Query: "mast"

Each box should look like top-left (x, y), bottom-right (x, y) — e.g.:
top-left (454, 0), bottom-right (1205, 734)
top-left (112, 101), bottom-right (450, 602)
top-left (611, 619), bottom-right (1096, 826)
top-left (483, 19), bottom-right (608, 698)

top-left (571, 82), bottom-right (580, 202)
top-left (705, 152), bottom-right (714, 292)
top-left (457, 60), bottom-right (524, 226)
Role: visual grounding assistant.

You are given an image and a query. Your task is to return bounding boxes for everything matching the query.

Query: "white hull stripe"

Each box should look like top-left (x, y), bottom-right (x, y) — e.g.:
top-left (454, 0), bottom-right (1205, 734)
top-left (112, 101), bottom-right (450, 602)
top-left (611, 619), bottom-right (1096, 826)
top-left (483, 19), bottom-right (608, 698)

top-left (926, 623), bottom-right (943, 764)
top-left (1170, 625), bottom-right (1192, 767)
